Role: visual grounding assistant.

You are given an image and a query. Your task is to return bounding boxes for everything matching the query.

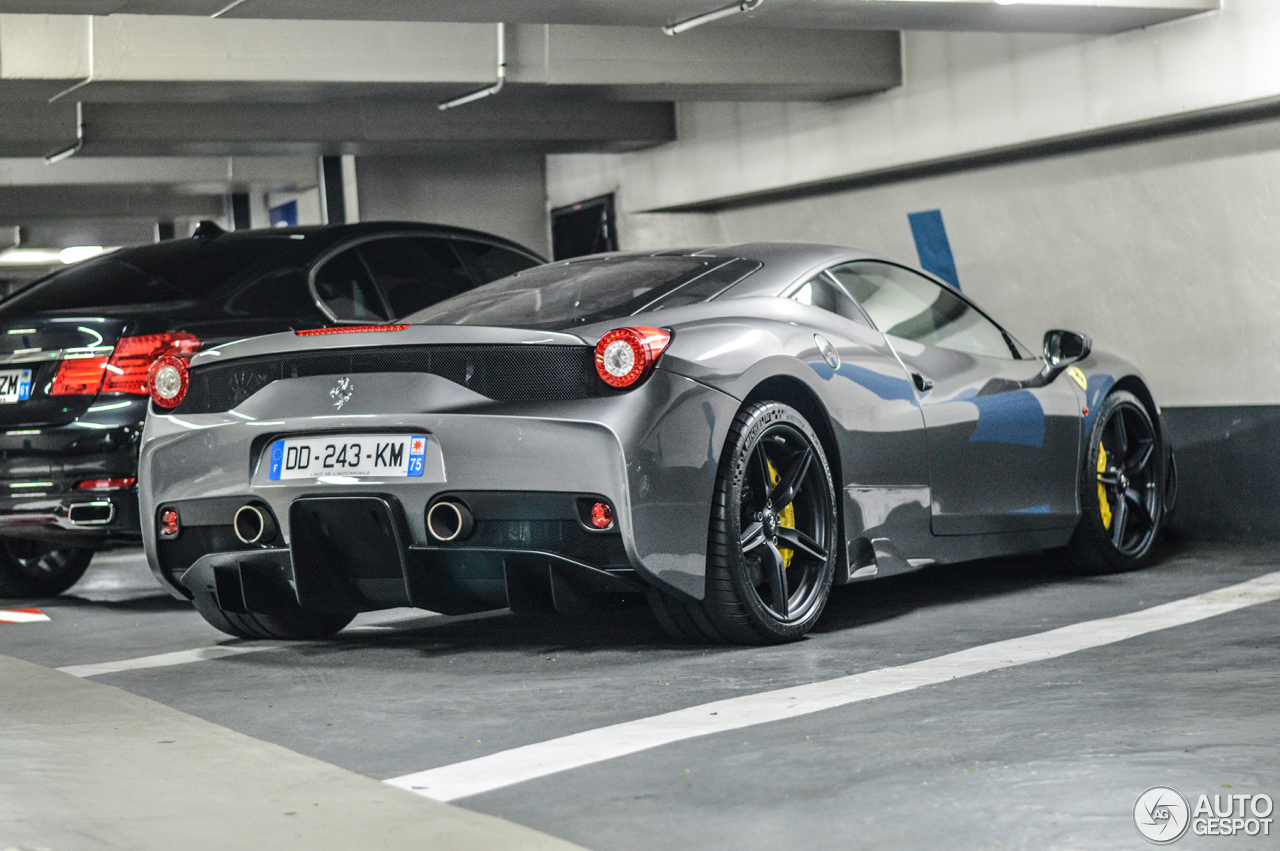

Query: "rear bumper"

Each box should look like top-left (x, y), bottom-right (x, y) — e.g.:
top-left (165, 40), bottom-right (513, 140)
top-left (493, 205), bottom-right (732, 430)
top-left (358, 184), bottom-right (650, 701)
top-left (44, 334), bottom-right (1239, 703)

top-left (0, 399), bottom-right (145, 543)
top-left (140, 369), bottom-right (741, 604)
top-left (0, 493), bottom-right (140, 543)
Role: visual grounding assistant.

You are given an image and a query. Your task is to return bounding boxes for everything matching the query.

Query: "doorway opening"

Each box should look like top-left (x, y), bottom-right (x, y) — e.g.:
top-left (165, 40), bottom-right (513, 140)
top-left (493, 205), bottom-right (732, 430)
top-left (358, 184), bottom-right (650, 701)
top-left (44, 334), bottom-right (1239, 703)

top-left (551, 194), bottom-right (617, 261)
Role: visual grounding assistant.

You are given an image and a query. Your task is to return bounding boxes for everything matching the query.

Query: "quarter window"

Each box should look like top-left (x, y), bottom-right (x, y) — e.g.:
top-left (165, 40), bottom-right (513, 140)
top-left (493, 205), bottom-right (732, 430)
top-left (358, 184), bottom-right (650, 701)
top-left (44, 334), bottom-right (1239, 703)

top-left (452, 240), bottom-right (539, 284)
top-left (828, 262), bottom-right (1015, 359)
top-left (312, 248), bottom-right (388, 322)
top-left (357, 237), bottom-right (475, 318)
top-left (789, 275), bottom-right (870, 325)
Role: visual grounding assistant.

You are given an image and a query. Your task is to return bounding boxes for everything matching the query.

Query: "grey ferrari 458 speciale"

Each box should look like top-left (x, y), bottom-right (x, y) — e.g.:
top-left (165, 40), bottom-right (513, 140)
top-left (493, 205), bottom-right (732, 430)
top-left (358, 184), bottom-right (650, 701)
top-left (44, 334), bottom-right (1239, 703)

top-left (140, 243), bottom-right (1174, 644)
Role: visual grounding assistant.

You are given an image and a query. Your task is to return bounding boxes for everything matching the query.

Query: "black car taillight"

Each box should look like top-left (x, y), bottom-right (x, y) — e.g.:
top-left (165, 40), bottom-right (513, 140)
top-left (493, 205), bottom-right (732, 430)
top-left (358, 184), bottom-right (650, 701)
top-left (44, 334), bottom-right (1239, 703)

top-left (50, 332), bottom-right (201, 397)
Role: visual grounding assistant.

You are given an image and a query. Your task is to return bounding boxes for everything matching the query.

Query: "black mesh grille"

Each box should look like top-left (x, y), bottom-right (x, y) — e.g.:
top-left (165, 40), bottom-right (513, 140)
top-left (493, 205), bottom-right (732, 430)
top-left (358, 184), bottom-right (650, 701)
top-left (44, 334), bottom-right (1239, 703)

top-left (435, 519), bottom-right (628, 570)
top-left (170, 344), bottom-right (614, 414)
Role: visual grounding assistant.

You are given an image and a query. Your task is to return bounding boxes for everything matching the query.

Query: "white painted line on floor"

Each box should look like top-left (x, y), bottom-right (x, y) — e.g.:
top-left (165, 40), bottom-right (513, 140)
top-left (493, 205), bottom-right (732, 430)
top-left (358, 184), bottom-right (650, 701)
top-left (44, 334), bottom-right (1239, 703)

top-left (57, 644), bottom-right (279, 678)
top-left (0, 608), bottom-right (50, 624)
top-left (386, 570), bottom-right (1280, 802)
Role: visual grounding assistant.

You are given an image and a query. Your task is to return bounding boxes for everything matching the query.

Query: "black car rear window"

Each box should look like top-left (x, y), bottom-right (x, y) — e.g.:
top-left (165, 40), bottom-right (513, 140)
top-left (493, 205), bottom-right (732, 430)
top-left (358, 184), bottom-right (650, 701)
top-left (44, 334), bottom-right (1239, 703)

top-left (0, 238), bottom-right (290, 315)
top-left (407, 255), bottom-right (757, 329)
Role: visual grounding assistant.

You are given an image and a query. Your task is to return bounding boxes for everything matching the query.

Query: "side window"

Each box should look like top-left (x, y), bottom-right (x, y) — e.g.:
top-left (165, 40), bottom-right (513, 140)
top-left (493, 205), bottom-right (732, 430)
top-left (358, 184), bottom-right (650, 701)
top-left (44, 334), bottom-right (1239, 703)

top-left (452, 240), bottom-right (539, 284)
top-left (312, 247), bottom-right (389, 322)
top-left (789, 275), bottom-right (870, 326)
top-left (357, 237), bottom-right (474, 319)
top-left (828, 262), bottom-right (1014, 359)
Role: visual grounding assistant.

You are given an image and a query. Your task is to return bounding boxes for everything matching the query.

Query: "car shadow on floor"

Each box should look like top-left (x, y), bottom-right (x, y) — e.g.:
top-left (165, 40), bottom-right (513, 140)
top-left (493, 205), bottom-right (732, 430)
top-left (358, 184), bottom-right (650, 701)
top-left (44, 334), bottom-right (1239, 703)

top-left (322, 547), bottom-right (1153, 654)
top-left (329, 604), bottom-right (677, 657)
top-left (814, 537), bottom-right (1187, 634)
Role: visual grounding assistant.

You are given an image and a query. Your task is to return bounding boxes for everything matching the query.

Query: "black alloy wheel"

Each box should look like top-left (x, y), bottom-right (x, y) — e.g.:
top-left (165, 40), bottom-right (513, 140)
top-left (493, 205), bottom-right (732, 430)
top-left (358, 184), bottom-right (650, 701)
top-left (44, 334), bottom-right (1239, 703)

top-left (736, 421), bottom-right (833, 623)
top-left (659, 400), bottom-right (837, 645)
top-left (1063, 389), bottom-right (1165, 574)
top-left (0, 540), bottom-right (95, 598)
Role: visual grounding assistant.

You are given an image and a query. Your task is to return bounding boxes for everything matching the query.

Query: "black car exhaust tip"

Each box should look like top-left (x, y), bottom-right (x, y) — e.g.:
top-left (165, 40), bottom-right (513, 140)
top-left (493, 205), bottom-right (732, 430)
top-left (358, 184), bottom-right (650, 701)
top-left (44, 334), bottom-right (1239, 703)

top-left (234, 504), bottom-right (278, 545)
top-left (426, 500), bottom-right (474, 542)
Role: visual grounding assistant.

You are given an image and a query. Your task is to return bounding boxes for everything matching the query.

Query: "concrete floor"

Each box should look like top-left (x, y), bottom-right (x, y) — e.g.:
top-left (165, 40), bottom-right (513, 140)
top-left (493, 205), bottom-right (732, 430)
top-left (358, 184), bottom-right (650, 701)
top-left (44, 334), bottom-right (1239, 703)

top-left (3, 540), bottom-right (1278, 850)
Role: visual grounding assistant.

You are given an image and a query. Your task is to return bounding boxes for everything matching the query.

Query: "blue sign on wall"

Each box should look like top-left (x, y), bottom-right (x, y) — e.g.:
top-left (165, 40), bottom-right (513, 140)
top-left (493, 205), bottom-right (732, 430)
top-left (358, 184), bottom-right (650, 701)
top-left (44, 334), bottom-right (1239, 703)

top-left (269, 200), bottom-right (298, 228)
top-left (908, 209), bottom-right (961, 290)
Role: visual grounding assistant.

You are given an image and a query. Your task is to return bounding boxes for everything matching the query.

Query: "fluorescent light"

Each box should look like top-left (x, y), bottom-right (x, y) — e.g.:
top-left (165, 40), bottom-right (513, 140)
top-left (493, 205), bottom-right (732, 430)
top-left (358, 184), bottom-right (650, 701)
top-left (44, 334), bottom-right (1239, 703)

top-left (0, 246), bottom-right (119, 266)
top-left (58, 245), bottom-right (106, 264)
top-left (0, 249), bottom-right (62, 266)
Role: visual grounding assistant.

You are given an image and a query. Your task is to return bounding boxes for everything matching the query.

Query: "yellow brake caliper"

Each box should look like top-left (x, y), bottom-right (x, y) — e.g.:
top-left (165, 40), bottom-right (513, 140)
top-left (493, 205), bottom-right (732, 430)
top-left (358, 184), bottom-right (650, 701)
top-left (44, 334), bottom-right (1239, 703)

top-left (1097, 443), bottom-right (1112, 530)
top-left (767, 460), bottom-right (796, 568)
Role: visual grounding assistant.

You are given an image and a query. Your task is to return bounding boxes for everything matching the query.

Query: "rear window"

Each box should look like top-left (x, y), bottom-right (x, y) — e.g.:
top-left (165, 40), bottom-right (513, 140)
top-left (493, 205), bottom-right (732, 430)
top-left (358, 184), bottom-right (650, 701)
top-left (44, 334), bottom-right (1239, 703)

top-left (408, 255), bottom-right (754, 329)
top-left (0, 238), bottom-right (288, 315)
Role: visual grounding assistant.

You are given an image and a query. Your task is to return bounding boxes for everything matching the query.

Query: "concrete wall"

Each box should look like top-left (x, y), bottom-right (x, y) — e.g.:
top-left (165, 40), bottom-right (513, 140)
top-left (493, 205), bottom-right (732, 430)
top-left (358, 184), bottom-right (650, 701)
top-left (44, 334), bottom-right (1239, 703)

top-left (543, 0), bottom-right (1280, 540)
top-left (356, 153), bottom-right (548, 257)
top-left (548, 0), bottom-right (1279, 213)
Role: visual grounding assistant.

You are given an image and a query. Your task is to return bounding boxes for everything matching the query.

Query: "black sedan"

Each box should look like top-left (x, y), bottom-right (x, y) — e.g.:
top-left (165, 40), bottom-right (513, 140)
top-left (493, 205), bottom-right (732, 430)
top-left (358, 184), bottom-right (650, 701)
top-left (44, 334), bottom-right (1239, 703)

top-left (0, 221), bottom-right (541, 597)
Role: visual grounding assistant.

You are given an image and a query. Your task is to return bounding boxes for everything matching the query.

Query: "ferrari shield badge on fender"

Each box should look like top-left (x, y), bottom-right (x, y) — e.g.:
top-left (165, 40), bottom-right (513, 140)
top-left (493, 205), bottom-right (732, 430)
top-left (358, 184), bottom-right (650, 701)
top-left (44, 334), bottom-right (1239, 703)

top-left (1068, 365), bottom-right (1088, 391)
top-left (330, 377), bottom-right (354, 410)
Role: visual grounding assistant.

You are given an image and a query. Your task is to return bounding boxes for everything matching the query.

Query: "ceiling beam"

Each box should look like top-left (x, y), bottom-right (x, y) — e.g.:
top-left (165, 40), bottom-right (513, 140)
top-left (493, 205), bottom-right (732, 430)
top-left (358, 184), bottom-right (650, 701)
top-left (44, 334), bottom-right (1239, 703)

top-left (0, 96), bottom-right (677, 158)
top-left (0, 155), bottom-right (316, 189)
top-left (0, 0), bottom-right (1219, 35)
top-left (0, 185), bottom-right (224, 220)
top-left (0, 14), bottom-right (901, 103)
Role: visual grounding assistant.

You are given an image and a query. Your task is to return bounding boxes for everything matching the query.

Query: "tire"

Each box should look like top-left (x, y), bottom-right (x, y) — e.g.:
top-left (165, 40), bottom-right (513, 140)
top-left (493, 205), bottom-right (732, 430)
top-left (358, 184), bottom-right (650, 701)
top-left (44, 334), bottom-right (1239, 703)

top-left (0, 540), bottom-right (94, 598)
top-left (648, 400), bottom-right (838, 645)
top-left (191, 592), bottom-right (354, 640)
top-left (1062, 390), bottom-right (1165, 574)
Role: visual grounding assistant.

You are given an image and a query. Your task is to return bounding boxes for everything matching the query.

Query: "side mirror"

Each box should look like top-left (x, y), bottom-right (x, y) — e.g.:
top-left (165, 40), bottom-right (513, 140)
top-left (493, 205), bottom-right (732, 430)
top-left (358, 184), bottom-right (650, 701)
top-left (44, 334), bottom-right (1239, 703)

top-left (1042, 329), bottom-right (1092, 369)
top-left (1037, 329), bottom-right (1092, 385)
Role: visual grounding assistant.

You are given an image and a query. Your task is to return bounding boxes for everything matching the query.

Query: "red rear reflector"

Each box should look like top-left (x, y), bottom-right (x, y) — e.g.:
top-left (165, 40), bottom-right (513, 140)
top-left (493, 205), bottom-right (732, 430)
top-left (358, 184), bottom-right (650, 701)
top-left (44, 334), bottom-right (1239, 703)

top-left (159, 508), bottom-right (180, 538)
top-left (76, 477), bottom-right (136, 491)
top-left (51, 356), bottom-right (108, 396)
top-left (102, 333), bottom-right (200, 395)
top-left (297, 324), bottom-right (410, 336)
top-left (594, 327), bottom-right (672, 389)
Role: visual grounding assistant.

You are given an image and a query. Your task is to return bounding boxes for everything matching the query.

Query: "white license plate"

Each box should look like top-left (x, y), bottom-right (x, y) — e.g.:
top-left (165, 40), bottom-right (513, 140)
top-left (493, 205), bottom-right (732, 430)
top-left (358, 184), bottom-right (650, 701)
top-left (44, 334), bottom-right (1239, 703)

top-left (267, 434), bottom-right (428, 481)
top-left (0, 369), bottom-right (33, 404)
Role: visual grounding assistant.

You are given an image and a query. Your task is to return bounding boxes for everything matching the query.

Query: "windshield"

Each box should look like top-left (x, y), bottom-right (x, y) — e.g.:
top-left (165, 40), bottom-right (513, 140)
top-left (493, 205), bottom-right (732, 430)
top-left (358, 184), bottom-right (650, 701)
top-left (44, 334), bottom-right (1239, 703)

top-left (0, 238), bottom-right (289, 316)
top-left (407, 255), bottom-right (754, 328)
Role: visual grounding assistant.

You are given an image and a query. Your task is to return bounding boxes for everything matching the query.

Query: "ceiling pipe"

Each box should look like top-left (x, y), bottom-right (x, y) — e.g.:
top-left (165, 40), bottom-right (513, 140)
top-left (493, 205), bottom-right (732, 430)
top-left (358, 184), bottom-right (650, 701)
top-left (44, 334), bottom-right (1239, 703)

top-left (663, 0), bottom-right (764, 35)
top-left (44, 102), bottom-right (85, 165)
top-left (211, 0), bottom-right (249, 16)
top-left (439, 22), bottom-right (506, 111)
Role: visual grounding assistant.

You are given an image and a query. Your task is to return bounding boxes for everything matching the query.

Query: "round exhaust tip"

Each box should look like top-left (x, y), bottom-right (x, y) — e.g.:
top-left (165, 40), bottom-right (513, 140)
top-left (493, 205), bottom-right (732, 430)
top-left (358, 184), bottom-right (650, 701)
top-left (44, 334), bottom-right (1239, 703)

top-left (426, 500), bottom-right (474, 542)
top-left (234, 504), bottom-right (277, 545)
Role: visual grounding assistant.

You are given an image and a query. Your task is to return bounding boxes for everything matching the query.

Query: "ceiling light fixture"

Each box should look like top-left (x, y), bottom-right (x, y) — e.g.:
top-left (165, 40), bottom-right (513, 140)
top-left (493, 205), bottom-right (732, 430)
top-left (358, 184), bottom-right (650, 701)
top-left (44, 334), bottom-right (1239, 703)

top-left (664, 0), bottom-right (764, 35)
top-left (439, 22), bottom-right (506, 111)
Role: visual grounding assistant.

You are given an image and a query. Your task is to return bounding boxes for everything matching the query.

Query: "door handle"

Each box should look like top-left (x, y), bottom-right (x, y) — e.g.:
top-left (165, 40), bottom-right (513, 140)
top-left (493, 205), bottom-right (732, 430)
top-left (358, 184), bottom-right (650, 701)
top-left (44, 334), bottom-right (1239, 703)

top-left (912, 372), bottom-right (933, 393)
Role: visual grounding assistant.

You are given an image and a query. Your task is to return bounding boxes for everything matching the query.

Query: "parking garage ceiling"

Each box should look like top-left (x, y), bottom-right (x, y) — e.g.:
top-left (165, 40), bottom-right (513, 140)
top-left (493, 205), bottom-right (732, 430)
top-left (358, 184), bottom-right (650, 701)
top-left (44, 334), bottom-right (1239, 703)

top-left (0, 0), bottom-right (1218, 248)
top-left (0, 0), bottom-right (1219, 34)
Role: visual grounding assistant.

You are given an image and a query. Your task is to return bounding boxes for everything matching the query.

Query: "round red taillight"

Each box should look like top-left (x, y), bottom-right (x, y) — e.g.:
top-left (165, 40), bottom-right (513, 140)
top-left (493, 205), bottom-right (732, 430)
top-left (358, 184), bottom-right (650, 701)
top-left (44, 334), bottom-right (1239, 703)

top-left (148, 355), bottom-right (189, 409)
top-left (594, 327), bottom-right (672, 389)
top-left (590, 502), bottom-right (614, 529)
top-left (159, 508), bottom-right (180, 538)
